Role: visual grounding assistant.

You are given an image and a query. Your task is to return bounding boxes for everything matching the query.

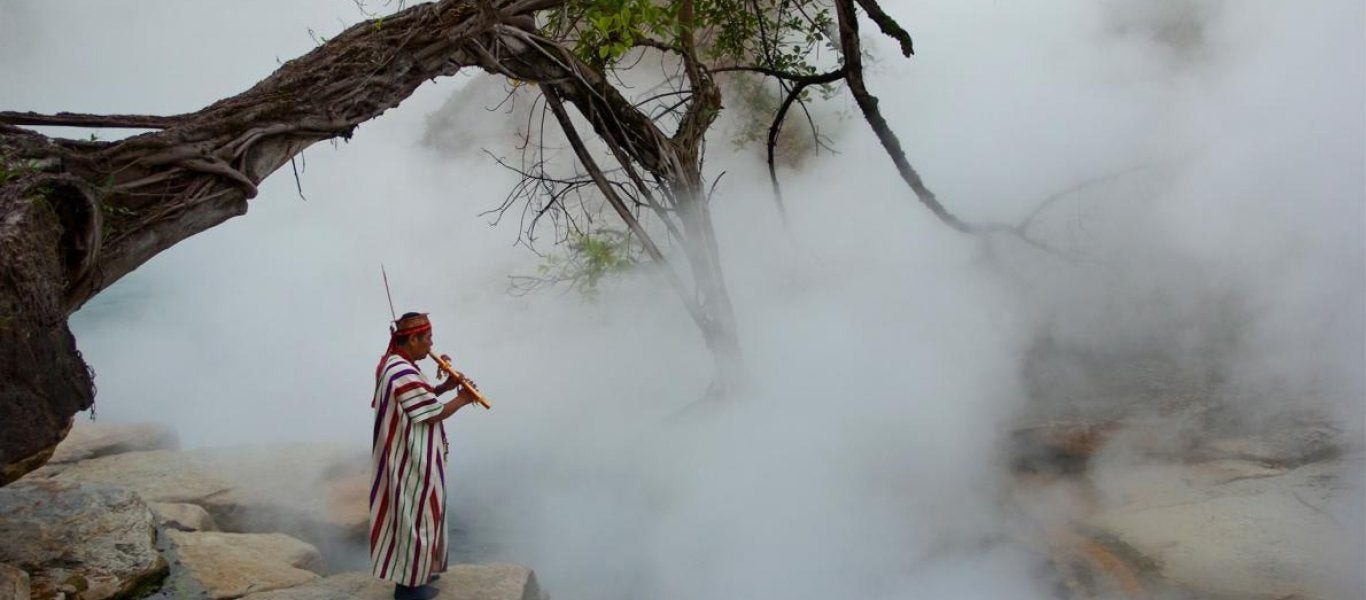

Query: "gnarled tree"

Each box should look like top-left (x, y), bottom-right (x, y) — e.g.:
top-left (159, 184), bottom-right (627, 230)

top-left (0, 0), bottom-right (976, 484)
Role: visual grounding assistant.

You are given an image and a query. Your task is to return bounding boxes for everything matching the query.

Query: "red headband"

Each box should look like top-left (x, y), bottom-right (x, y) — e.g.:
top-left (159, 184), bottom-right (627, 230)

top-left (392, 322), bottom-right (431, 337)
top-left (376, 316), bottom-right (432, 394)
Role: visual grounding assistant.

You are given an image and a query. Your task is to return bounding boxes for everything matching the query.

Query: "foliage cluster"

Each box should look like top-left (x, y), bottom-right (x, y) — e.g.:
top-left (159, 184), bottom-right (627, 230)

top-left (547, 0), bottom-right (837, 74)
top-left (516, 230), bottom-right (639, 298)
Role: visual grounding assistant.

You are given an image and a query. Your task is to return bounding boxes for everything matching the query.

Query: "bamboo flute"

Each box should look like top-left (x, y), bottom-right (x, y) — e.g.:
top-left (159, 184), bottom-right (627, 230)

top-left (430, 352), bottom-right (492, 409)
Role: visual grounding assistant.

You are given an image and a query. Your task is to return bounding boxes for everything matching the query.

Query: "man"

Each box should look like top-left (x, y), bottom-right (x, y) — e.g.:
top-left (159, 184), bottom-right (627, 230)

top-left (370, 312), bottom-right (479, 600)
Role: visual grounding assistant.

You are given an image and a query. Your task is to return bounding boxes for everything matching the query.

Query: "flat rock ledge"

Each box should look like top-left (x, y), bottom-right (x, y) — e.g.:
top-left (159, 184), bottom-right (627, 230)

top-left (1011, 415), bottom-right (1364, 600)
top-left (161, 531), bottom-right (325, 599)
top-left (50, 450), bottom-right (232, 505)
top-left (1087, 456), bottom-right (1362, 600)
top-left (47, 422), bottom-right (179, 467)
top-left (238, 565), bottom-right (545, 600)
top-left (48, 445), bottom-right (366, 544)
top-left (0, 479), bottom-right (166, 600)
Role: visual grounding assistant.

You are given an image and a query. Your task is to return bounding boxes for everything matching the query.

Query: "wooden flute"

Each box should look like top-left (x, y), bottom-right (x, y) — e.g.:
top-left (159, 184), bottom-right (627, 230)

top-left (429, 352), bottom-right (492, 409)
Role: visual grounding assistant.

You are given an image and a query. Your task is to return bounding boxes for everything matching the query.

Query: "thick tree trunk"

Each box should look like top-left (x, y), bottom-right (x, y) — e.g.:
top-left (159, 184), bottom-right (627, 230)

top-left (489, 21), bottom-right (748, 398)
top-left (670, 169), bottom-right (745, 397)
top-left (0, 165), bottom-right (93, 485)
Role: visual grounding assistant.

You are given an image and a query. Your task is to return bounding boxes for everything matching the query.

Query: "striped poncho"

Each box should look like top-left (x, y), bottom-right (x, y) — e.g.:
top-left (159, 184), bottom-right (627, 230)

top-left (370, 353), bottom-right (449, 586)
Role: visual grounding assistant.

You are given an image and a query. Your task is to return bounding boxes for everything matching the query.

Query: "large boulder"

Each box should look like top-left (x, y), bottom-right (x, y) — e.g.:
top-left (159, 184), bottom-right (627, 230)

top-left (51, 450), bottom-right (232, 504)
top-left (50, 445), bottom-right (364, 537)
top-left (185, 444), bottom-right (369, 543)
top-left (1088, 456), bottom-right (1363, 599)
top-left (206, 444), bottom-right (370, 573)
top-left (238, 564), bottom-right (545, 600)
top-left (0, 479), bottom-right (166, 600)
top-left (0, 419), bottom-right (71, 487)
top-left (51, 444), bottom-right (368, 570)
top-left (322, 470), bottom-right (370, 542)
top-left (163, 531), bottom-right (325, 599)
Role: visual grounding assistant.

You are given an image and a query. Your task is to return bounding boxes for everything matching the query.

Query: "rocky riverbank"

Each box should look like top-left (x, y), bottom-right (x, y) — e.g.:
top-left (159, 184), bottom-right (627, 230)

top-left (2, 410), bottom-right (1360, 600)
top-left (1009, 410), bottom-right (1363, 599)
top-left (0, 423), bottom-right (544, 600)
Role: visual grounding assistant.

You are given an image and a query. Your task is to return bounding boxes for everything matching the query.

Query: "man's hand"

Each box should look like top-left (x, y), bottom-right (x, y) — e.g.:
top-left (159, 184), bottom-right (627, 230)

top-left (455, 384), bottom-right (481, 407)
top-left (434, 377), bottom-right (460, 395)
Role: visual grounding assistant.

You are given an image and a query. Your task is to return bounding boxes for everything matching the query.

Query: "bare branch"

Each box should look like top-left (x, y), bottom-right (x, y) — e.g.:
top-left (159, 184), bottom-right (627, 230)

top-left (0, 111), bottom-right (186, 130)
top-left (765, 81), bottom-right (815, 224)
top-left (1017, 164), bottom-right (1148, 235)
top-left (709, 66), bottom-right (844, 85)
top-left (853, 0), bottom-right (914, 56)
top-left (542, 85), bottom-right (709, 332)
top-left (290, 156), bottom-right (308, 201)
top-left (835, 0), bottom-right (970, 233)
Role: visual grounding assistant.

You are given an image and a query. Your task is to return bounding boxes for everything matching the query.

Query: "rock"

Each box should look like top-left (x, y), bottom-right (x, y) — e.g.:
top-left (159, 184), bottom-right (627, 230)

top-left (1010, 420), bottom-right (1124, 475)
top-left (0, 419), bottom-right (71, 487)
top-left (0, 480), bottom-right (166, 600)
top-left (324, 471), bottom-right (370, 542)
top-left (1201, 422), bottom-right (1342, 467)
top-left (1087, 457), bottom-right (1363, 599)
top-left (51, 450), bottom-right (232, 504)
top-left (1186, 459), bottom-right (1288, 485)
top-left (1088, 459), bottom-right (1293, 510)
top-left (50, 445), bottom-right (364, 535)
top-left (150, 502), bottom-right (219, 532)
top-left (52, 444), bottom-right (368, 566)
top-left (439, 564), bottom-right (545, 600)
top-left (188, 444), bottom-right (369, 543)
top-left (0, 564), bottom-right (29, 600)
top-left (238, 564), bottom-right (545, 600)
top-left (236, 572), bottom-right (379, 600)
top-left (48, 421), bottom-right (178, 464)
top-left (0, 447), bottom-right (57, 489)
top-left (164, 531), bottom-right (325, 599)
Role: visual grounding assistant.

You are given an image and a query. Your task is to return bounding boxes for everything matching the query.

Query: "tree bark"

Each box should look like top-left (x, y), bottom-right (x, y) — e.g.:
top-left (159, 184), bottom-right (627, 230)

top-left (480, 19), bottom-right (747, 396)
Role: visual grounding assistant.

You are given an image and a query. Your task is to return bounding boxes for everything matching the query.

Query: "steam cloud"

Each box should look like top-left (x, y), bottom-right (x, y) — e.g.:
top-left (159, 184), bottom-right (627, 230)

top-left (3, 0), bottom-right (1360, 597)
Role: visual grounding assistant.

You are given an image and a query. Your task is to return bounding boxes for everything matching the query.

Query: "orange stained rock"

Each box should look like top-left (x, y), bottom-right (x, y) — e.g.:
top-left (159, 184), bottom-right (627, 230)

top-left (1051, 528), bottom-right (1149, 600)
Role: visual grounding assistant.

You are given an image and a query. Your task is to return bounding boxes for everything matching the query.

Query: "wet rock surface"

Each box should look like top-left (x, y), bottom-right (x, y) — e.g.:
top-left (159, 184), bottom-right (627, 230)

top-left (0, 480), bottom-right (166, 600)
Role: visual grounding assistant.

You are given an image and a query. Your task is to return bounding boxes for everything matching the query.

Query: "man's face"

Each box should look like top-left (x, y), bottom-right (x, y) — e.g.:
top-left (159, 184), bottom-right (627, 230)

top-left (401, 330), bottom-right (434, 358)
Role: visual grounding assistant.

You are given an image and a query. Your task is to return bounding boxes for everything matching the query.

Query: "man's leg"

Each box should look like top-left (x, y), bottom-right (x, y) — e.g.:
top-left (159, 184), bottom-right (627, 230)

top-left (393, 583), bottom-right (439, 600)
